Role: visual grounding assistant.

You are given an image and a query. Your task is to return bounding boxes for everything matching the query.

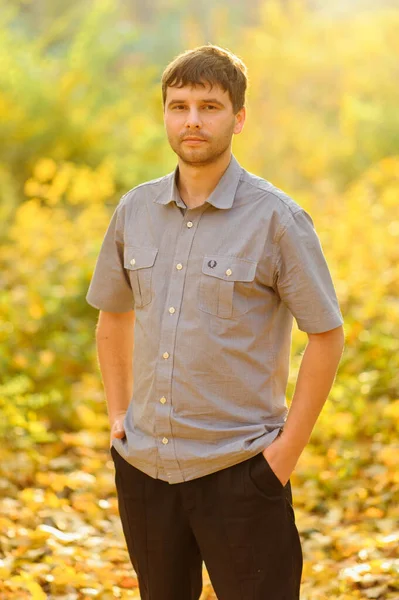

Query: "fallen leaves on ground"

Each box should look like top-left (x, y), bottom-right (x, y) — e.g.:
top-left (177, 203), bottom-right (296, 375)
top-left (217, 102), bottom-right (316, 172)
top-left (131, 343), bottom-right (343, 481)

top-left (0, 432), bottom-right (398, 599)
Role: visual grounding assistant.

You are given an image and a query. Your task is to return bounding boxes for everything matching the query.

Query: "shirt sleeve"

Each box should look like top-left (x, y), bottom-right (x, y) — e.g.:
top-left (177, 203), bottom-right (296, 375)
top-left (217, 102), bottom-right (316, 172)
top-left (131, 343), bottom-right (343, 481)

top-left (273, 209), bottom-right (344, 333)
top-left (86, 200), bottom-right (134, 312)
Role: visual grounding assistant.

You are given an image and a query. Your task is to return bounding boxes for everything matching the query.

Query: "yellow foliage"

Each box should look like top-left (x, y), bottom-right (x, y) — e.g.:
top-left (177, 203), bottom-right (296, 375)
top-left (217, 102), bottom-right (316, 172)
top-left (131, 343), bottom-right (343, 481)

top-left (0, 3), bottom-right (398, 596)
top-left (33, 158), bottom-right (57, 183)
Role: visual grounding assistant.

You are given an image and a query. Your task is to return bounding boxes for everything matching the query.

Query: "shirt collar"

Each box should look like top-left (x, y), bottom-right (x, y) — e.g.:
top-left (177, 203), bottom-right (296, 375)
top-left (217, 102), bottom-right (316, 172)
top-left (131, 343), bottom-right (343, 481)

top-left (153, 154), bottom-right (243, 210)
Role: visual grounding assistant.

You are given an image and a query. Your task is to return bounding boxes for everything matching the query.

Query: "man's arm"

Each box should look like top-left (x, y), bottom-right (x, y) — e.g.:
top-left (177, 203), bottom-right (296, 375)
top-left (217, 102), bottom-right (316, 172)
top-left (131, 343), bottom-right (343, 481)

top-left (96, 309), bottom-right (135, 447)
top-left (263, 324), bottom-right (345, 485)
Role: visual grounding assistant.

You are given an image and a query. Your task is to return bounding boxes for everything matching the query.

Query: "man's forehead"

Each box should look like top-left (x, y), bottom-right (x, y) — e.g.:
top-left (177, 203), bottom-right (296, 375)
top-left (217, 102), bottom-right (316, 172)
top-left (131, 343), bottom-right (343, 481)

top-left (166, 81), bottom-right (227, 98)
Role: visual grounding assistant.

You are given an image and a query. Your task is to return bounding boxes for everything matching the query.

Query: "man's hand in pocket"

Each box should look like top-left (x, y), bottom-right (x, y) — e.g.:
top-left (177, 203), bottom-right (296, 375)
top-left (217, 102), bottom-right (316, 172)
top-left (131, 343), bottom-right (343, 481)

top-left (110, 415), bottom-right (126, 449)
top-left (262, 435), bottom-right (298, 487)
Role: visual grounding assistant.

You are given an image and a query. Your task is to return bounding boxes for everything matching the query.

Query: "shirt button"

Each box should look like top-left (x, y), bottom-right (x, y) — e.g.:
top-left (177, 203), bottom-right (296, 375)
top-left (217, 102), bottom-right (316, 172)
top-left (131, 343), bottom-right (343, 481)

top-left (162, 437), bottom-right (169, 444)
top-left (162, 352), bottom-right (170, 359)
top-left (130, 258), bottom-right (136, 266)
top-left (187, 221), bottom-right (193, 228)
top-left (225, 268), bottom-right (232, 276)
top-left (176, 263), bottom-right (183, 270)
top-left (168, 307), bottom-right (176, 314)
top-left (160, 397), bottom-right (167, 404)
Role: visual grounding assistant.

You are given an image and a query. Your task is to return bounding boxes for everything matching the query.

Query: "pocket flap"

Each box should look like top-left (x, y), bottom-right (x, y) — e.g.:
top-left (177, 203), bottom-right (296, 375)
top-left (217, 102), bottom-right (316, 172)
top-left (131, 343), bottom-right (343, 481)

top-left (202, 255), bottom-right (257, 282)
top-left (124, 246), bottom-right (158, 270)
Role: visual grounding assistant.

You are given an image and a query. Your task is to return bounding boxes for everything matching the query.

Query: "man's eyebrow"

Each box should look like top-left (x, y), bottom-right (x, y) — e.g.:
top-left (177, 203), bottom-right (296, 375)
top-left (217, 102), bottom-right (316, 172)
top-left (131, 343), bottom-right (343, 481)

top-left (167, 98), bottom-right (225, 107)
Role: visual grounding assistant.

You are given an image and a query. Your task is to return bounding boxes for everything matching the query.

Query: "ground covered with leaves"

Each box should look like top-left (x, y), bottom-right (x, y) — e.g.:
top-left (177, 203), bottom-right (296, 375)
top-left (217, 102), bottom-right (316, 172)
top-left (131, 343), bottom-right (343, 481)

top-left (0, 429), bottom-right (398, 600)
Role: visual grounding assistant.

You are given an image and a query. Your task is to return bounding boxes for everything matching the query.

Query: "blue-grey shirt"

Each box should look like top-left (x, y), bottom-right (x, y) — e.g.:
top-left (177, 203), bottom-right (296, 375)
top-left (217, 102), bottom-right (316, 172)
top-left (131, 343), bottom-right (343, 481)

top-left (86, 154), bottom-right (344, 483)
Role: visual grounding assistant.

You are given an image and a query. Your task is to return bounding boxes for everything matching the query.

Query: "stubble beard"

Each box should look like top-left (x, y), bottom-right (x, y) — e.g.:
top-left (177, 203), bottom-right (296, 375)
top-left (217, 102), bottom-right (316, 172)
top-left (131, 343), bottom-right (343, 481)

top-left (168, 126), bottom-right (235, 167)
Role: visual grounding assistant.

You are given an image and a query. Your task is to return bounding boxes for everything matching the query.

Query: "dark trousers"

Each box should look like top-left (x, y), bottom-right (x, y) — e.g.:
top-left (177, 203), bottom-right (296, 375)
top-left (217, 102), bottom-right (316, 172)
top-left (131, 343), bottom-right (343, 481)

top-left (110, 446), bottom-right (303, 600)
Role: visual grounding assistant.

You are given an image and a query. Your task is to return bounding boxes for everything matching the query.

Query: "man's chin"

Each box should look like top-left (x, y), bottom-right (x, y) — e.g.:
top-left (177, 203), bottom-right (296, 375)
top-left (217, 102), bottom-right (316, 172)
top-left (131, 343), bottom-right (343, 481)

top-left (177, 147), bottom-right (220, 165)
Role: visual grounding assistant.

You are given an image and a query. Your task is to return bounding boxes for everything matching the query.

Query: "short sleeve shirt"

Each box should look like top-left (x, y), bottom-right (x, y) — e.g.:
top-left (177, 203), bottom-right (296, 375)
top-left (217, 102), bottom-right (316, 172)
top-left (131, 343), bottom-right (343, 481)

top-left (86, 154), bottom-right (344, 483)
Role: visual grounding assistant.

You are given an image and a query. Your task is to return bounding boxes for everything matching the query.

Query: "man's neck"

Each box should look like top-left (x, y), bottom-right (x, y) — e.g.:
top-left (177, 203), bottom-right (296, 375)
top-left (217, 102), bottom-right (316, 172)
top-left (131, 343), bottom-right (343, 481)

top-left (176, 150), bottom-right (232, 209)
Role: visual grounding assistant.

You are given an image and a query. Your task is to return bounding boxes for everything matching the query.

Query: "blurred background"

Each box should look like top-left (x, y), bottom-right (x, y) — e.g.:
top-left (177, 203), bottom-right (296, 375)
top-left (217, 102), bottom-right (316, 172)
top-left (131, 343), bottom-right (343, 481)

top-left (0, 0), bottom-right (398, 598)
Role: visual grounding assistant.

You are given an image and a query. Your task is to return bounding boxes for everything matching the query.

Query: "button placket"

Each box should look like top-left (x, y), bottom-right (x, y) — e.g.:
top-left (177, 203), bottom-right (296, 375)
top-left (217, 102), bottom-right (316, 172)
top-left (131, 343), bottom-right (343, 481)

top-left (153, 207), bottom-right (208, 478)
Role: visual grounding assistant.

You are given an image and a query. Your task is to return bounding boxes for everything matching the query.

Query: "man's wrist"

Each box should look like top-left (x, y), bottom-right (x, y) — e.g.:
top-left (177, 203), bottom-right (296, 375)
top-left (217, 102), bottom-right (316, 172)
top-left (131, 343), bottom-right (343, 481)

top-left (266, 432), bottom-right (303, 464)
top-left (109, 409), bottom-right (128, 426)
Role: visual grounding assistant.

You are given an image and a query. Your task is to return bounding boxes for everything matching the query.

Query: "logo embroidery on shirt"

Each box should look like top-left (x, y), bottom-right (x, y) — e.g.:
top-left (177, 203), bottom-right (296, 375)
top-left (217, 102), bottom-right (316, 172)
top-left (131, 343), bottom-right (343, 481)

top-left (208, 260), bottom-right (217, 269)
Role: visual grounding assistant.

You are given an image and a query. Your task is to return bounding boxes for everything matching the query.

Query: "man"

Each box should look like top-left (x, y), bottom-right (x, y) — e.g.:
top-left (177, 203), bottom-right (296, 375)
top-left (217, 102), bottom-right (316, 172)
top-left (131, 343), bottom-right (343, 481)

top-left (86, 44), bottom-right (345, 600)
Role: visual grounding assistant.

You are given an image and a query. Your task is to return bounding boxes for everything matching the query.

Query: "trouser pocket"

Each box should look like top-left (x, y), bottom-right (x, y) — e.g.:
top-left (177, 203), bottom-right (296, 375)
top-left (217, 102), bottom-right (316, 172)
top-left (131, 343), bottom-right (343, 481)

top-left (247, 451), bottom-right (287, 498)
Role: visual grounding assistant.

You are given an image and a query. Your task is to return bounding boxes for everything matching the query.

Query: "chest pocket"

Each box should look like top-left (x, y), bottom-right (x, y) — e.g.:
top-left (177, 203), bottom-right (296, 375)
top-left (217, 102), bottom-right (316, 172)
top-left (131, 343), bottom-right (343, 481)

top-left (124, 246), bottom-right (158, 308)
top-left (198, 255), bottom-right (257, 319)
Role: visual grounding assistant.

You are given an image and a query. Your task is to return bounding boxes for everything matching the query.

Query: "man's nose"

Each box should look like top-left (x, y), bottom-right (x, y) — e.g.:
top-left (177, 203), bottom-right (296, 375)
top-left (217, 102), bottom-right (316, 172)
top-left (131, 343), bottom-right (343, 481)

top-left (185, 108), bottom-right (202, 128)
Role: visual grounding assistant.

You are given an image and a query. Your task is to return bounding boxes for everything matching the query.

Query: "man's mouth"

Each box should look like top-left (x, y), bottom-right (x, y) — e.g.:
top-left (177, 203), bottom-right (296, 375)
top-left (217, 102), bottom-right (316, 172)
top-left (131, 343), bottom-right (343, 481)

top-left (183, 138), bottom-right (207, 144)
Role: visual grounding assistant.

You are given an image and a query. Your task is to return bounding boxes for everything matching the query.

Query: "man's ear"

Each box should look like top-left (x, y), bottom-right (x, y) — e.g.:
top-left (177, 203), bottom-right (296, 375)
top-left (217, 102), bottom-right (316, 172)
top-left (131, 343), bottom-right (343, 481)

top-left (234, 106), bottom-right (246, 135)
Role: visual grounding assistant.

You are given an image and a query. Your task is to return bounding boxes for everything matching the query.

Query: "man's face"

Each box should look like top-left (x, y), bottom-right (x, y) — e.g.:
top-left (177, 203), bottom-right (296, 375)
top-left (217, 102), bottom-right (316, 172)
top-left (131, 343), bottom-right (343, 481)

top-left (163, 81), bottom-right (245, 166)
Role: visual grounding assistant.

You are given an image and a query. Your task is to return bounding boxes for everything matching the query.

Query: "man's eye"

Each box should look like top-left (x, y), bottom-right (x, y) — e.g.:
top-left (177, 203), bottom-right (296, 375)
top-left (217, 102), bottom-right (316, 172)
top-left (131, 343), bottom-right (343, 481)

top-left (204, 105), bottom-right (217, 110)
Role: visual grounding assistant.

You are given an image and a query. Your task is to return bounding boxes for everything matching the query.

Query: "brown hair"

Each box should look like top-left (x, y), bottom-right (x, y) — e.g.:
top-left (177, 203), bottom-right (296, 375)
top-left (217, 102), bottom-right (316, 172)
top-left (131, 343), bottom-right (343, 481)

top-left (161, 44), bottom-right (248, 114)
